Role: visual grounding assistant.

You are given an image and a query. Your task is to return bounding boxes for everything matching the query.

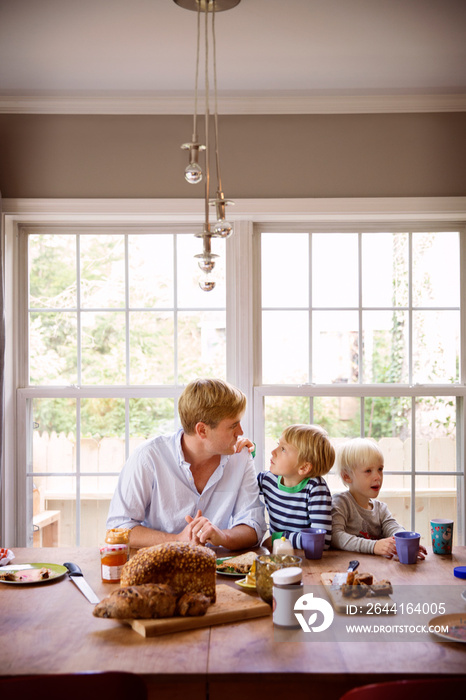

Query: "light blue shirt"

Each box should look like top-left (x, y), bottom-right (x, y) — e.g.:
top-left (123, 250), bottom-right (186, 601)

top-left (107, 429), bottom-right (267, 543)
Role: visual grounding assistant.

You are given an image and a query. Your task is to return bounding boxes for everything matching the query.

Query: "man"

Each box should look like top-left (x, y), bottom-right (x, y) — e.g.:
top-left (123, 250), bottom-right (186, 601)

top-left (107, 378), bottom-right (266, 551)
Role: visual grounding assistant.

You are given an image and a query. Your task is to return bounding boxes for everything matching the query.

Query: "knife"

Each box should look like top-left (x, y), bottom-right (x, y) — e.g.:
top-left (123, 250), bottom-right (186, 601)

top-left (331, 560), bottom-right (360, 587)
top-left (64, 562), bottom-right (100, 604)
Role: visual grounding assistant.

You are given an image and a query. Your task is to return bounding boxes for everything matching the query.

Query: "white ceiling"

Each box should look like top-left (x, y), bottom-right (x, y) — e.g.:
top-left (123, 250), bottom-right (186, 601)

top-left (1, 0), bottom-right (466, 113)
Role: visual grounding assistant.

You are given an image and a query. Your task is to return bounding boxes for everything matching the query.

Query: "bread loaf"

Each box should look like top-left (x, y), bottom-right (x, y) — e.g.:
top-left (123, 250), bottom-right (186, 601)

top-left (120, 542), bottom-right (217, 602)
top-left (92, 583), bottom-right (212, 619)
top-left (93, 583), bottom-right (177, 619)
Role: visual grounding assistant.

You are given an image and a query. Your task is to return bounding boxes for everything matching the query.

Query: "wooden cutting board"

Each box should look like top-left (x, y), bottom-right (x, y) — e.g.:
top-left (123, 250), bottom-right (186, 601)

top-left (321, 572), bottom-right (395, 614)
top-left (122, 584), bottom-right (271, 637)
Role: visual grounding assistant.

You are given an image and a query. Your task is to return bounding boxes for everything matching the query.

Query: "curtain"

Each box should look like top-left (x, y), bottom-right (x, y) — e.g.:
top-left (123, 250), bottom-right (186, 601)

top-left (0, 191), bottom-right (4, 539)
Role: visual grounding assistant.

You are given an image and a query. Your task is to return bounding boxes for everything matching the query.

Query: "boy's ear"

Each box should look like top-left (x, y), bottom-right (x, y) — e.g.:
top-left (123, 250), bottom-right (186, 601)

top-left (299, 461), bottom-right (314, 476)
top-left (341, 470), bottom-right (352, 485)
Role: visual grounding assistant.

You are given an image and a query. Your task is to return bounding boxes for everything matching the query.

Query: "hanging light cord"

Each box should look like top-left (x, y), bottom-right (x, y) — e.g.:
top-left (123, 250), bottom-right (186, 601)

top-left (203, 3), bottom-right (210, 237)
top-left (192, 4), bottom-right (201, 142)
top-left (211, 6), bottom-right (222, 194)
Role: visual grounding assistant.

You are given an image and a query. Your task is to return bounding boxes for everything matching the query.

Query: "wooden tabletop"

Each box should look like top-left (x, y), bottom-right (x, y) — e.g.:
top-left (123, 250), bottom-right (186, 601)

top-left (1, 546), bottom-right (465, 700)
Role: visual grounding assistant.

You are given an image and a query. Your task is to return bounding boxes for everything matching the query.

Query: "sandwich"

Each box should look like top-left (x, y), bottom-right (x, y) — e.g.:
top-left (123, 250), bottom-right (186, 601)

top-left (216, 551), bottom-right (257, 574)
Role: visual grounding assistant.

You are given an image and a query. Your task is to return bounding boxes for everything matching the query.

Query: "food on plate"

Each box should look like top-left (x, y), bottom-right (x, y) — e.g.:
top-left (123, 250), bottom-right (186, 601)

top-left (244, 559), bottom-right (256, 586)
top-left (93, 582), bottom-right (211, 619)
top-left (216, 551), bottom-right (256, 574)
top-left (0, 567), bottom-right (53, 583)
top-left (120, 542), bottom-right (216, 602)
top-left (335, 571), bottom-right (392, 599)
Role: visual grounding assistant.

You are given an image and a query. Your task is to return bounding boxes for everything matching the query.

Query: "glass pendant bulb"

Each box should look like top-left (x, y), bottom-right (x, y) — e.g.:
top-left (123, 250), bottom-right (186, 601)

top-left (185, 162), bottom-right (203, 184)
top-left (199, 278), bottom-right (216, 292)
top-left (212, 218), bottom-right (233, 238)
top-left (198, 257), bottom-right (216, 273)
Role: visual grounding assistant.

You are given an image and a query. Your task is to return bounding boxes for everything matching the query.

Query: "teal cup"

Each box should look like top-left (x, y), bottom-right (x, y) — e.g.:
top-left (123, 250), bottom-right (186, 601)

top-left (430, 518), bottom-right (453, 555)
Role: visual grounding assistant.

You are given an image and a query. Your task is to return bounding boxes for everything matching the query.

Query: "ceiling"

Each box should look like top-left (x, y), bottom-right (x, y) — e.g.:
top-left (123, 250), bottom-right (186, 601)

top-left (1, 0), bottom-right (466, 114)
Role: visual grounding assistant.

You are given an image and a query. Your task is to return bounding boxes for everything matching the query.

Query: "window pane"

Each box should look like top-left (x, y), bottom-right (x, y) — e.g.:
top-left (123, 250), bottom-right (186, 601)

top-left (364, 397), bottom-right (411, 446)
top-left (263, 396), bottom-right (311, 469)
top-left (415, 475), bottom-right (460, 548)
top-left (177, 311), bottom-right (226, 383)
top-left (81, 311), bottom-right (126, 384)
top-left (80, 234), bottom-right (125, 308)
top-left (81, 398), bottom-right (126, 439)
top-left (413, 232), bottom-right (460, 307)
top-left (177, 234), bottom-right (226, 308)
top-left (80, 475), bottom-right (119, 547)
top-left (312, 233), bottom-right (358, 307)
top-left (33, 398), bottom-right (76, 449)
top-left (262, 310), bottom-right (308, 383)
top-left (129, 233), bottom-right (174, 308)
top-left (29, 475), bottom-right (76, 548)
top-left (129, 398), bottom-right (175, 440)
top-left (29, 234), bottom-right (76, 309)
top-left (363, 310), bottom-right (408, 383)
top-left (29, 312), bottom-right (77, 385)
top-left (412, 310), bottom-right (459, 383)
top-left (362, 232), bottom-right (408, 307)
top-left (261, 233), bottom-right (309, 308)
top-left (313, 397), bottom-right (361, 438)
top-left (129, 311), bottom-right (174, 384)
top-left (312, 310), bottom-right (359, 383)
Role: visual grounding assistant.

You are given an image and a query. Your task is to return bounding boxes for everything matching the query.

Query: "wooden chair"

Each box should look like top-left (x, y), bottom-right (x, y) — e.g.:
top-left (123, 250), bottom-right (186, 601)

top-left (0, 671), bottom-right (147, 699)
top-left (340, 677), bottom-right (465, 700)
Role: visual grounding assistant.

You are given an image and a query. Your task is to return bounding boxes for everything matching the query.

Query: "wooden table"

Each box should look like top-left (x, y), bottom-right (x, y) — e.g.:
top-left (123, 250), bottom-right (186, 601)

top-left (1, 546), bottom-right (465, 700)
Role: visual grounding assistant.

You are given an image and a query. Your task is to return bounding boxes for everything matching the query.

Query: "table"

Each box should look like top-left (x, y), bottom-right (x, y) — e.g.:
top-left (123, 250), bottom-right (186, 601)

top-left (1, 546), bottom-right (465, 700)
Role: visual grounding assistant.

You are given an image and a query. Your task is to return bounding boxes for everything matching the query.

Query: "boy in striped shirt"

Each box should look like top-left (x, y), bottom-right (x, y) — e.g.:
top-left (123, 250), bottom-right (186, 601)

top-left (257, 424), bottom-right (334, 551)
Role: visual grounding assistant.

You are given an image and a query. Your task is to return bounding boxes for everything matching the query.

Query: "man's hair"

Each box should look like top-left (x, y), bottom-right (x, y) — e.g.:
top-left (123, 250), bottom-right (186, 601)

top-left (337, 437), bottom-right (384, 482)
top-left (178, 378), bottom-right (247, 434)
top-left (281, 424), bottom-right (335, 477)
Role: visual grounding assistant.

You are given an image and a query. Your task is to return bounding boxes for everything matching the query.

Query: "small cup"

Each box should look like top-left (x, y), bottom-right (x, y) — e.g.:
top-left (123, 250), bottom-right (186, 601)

top-left (430, 518), bottom-right (454, 555)
top-left (301, 528), bottom-right (327, 560)
top-left (395, 531), bottom-right (420, 564)
top-left (255, 554), bottom-right (302, 605)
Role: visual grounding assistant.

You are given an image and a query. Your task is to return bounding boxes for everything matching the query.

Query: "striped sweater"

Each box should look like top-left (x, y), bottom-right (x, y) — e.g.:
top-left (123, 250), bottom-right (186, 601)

top-left (257, 471), bottom-right (332, 550)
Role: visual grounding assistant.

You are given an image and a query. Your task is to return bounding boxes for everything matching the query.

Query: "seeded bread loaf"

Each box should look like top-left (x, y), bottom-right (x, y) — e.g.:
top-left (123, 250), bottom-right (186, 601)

top-left (120, 542), bottom-right (217, 602)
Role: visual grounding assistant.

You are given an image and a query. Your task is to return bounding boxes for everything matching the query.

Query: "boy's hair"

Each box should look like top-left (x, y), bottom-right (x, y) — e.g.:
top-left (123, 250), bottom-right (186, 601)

top-left (178, 378), bottom-right (247, 435)
top-left (337, 438), bottom-right (384, 482)
top-left (281, 424), bottom-right (335, 477)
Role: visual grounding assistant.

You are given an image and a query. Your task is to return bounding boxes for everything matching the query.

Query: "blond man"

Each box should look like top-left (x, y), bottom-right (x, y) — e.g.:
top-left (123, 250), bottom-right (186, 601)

top-left (107, 379), bottom-right (266, 551)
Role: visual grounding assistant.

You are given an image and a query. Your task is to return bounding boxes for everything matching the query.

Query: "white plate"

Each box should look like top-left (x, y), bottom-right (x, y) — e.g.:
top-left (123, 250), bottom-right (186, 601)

top-left (429, 613), bottom-right (466, 643)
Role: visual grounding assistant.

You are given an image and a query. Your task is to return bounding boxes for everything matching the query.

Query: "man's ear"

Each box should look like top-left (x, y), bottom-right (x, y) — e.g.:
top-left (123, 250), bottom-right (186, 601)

top-left (195, 422), bottom-right (209, 439)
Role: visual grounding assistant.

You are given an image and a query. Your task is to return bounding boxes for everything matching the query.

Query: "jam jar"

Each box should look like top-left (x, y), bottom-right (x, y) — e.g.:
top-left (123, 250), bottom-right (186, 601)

top-left (100, 543), bottom-right (128, 583)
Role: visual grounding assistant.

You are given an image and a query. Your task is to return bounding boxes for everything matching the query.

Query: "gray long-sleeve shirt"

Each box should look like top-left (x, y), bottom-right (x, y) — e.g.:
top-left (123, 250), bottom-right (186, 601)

top-left (331, 490), bottom-right (404, 554)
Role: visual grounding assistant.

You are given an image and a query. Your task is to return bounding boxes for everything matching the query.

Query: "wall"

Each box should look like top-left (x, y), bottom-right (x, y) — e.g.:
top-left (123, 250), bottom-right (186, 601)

top-left (1, 113), bottom-right (466, 199)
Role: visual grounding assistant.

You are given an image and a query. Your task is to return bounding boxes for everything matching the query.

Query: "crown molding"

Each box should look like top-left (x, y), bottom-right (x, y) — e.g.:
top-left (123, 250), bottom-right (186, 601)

top-left (1, 91), bottom-right (465, 115)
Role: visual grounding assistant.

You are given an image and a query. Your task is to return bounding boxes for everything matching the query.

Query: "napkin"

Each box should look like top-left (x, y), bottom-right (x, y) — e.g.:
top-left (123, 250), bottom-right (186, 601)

top-left (0, 548), bottom-right (15, 566)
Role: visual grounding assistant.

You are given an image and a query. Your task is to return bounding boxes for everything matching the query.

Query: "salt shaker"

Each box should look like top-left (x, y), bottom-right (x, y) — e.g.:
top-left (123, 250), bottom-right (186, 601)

top-left (272, 536), bottom-right (294, 555)
top-left (272, 566), bottom-right (303, 628)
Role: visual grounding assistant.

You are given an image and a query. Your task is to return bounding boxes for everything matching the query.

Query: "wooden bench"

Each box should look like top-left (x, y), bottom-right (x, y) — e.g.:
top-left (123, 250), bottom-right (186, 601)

top-left (33, 510), bottom-right (60, 547)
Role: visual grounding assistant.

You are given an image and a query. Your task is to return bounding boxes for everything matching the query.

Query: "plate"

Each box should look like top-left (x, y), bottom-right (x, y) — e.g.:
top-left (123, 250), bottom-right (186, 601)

top-left (236, 577), bottom-right (256, 590)
top-left (216, 557), bottom-right (245, 577)
top-left (0, 562), bottom-right (68, 585)
top-left (429, 613), bottom-right (466, 643)
top-left (461, 589), bottom-right (466, 603)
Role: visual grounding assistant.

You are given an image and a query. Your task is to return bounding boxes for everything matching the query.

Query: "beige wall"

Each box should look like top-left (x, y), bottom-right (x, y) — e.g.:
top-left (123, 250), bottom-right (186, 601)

top-left (0, 113), bottom-right (465, 199)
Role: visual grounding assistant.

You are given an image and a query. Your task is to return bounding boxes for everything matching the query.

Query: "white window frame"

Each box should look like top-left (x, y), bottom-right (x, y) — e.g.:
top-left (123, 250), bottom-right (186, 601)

top-left (2, 197), bottom-right (466, 546)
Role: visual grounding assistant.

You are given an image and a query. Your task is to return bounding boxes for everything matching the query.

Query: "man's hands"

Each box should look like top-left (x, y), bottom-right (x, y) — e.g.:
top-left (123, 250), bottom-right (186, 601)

top-left (182, 509), bottom-right (227, 547)
top-left (374, 536), bottom-right (428, 560)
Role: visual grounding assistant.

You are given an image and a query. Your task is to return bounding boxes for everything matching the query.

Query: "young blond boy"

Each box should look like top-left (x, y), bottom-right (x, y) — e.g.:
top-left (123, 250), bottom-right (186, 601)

top-left (257, 424), bottom-right (335, 550)
top-left (331, 438), bottom-right (427, 558)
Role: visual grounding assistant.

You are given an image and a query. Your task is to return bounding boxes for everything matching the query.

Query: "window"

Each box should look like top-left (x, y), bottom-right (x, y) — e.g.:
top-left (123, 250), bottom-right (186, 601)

top-left (254, 226), bottom-right (464, 546)
top-left (3, 198), bottom-right (466, 549)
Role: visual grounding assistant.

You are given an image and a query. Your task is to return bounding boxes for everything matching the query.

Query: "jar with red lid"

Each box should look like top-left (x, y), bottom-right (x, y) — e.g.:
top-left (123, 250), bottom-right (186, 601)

top-left (100, 543), bottom-right (128, 583)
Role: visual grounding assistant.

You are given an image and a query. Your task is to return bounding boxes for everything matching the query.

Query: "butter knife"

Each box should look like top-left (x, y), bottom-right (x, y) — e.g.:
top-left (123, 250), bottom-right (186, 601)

top-left (64, 562), bottom-right (100, 604)
top-left (331, 560), bottom-right (360, 587)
